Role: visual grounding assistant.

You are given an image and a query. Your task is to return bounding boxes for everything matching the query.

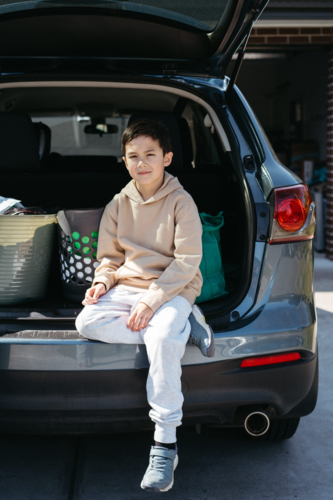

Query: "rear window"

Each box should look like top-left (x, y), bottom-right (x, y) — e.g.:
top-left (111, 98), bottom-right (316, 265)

top-left (32, 116), bottom-right (129, 160)
top-left (0, 0), bottom-right (231, 31)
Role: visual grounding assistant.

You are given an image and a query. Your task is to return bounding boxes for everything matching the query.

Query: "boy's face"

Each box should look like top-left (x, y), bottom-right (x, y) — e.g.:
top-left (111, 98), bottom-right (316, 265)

top-left (122, 135), bottom-right (173, 194)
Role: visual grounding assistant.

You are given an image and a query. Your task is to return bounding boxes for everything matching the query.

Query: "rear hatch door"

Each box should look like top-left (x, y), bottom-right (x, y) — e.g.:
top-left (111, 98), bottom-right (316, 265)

top-left (0, 0), bottom-right (268, 76)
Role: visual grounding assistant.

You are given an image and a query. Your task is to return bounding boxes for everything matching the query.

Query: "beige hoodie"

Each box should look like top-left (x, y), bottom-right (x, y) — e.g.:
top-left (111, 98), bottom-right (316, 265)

top-left (92, 172), bottom-right (203, 312)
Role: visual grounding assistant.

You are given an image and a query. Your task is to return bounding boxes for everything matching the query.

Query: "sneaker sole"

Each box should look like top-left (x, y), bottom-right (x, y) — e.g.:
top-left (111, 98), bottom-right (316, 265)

top-left (140, 454), bottom-right (178, 493)
top-left (193, 306), bottom-right (215, 358)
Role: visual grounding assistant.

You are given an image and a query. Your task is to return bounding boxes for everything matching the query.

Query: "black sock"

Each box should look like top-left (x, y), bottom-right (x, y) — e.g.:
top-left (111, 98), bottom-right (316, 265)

top-left (154, 441), bottom-right (176, 450)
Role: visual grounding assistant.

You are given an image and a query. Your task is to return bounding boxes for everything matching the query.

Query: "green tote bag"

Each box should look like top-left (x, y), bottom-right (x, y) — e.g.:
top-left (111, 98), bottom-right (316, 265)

top-left (195, 211), bottom-right (229, 303)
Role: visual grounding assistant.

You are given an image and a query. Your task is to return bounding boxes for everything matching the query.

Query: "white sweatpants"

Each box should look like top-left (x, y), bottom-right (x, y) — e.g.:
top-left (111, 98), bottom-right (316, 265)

top-left (75, 288), bottom-right (192, 443)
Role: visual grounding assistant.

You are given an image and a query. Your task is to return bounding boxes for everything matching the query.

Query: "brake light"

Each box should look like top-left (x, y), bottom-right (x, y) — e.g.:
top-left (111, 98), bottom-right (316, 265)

top-left (277, 197), bottom-right (307, 232)
top-left (269, 184), bottom-right (315, 244)
top-left (240, 352), bottom-right (301, 368)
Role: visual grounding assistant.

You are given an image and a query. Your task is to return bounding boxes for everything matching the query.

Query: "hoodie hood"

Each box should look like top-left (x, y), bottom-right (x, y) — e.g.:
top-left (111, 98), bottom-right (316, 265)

top-left (121, 171), bottom-right (182, 205)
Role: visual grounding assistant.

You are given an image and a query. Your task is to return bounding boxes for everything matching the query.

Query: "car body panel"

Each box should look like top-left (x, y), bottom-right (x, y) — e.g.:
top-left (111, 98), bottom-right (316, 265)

top-left (0, 320), bottom-right (316, 371)
top-left (0, 347), bottom-right (317, 435)
top-left (231, 239), bottom-right (316, 324)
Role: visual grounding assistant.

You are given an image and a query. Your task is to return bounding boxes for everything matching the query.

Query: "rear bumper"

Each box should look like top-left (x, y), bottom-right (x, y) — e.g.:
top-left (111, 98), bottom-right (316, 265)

top-left (0, 258), bottom-right (318, 433)
top-left (0, 346), bottom-right (318, 434)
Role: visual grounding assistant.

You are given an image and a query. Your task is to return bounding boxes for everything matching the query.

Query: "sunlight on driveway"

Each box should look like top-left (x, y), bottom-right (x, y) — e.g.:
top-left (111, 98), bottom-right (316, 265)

top-left (315, 292), bottom-right (333, 313)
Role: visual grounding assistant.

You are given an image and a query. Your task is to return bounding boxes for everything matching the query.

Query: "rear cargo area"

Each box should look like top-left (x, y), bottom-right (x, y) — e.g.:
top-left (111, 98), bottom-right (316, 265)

top-left (0, 83), bottom-right (250, 331)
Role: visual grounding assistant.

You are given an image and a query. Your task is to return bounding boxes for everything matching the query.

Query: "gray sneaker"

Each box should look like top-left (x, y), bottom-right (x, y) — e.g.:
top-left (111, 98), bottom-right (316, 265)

top-left (141, 446), bottom-right (178, 492)
top-left (188, 305), bottom-right (215, 357)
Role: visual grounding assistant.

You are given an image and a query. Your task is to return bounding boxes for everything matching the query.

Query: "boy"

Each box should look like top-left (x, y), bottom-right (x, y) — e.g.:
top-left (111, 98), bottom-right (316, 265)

top-left (75, 118), bottom-right (215, 492)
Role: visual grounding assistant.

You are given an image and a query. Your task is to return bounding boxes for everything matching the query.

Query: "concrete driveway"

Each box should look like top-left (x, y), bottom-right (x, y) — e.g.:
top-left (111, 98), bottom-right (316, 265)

top-left (1, 254), bottom-right (333, 500)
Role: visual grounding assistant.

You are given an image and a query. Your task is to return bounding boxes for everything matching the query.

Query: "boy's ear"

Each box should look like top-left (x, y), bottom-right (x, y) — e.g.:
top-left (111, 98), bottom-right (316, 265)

top-left (164, 152), bottom-right (173, 167)
top-left (122, 156), bottom-right (129, 169)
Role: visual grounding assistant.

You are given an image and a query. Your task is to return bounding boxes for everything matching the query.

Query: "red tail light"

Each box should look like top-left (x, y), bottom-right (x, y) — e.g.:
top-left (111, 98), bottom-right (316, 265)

top-left (275, 185), bottom-right (310, 232)
top-left (270, 184), bottom-right (315, 244)
top-left (240, 352), bottom-right (301, 368)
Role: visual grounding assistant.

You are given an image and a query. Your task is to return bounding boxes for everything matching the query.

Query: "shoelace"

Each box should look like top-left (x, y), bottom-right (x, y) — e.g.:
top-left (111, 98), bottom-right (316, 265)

top-left (150, 454), bottom-right (170, 473)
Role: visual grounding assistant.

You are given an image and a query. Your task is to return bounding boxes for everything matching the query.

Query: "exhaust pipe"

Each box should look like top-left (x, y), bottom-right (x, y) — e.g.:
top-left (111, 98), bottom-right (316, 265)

top-left (244, 411), bottom-right (270, 437)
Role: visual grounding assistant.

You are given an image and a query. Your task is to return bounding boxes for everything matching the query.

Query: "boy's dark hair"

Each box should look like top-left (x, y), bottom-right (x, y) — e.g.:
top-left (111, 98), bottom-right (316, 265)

top-left (121, 118), bottom-right (172, 156)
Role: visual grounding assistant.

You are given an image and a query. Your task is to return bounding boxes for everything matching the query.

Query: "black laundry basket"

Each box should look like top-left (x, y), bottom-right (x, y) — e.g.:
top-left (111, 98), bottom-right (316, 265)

top-left (56, 208), bottom-right (104, 302)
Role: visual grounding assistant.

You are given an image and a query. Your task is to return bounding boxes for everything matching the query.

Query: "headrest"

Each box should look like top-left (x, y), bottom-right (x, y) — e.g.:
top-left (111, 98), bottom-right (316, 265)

top-left (33, 122), bottom-right (51, 161)
top-left (128, 112), bottom-right (183, 169)
top-left (0, 112), bottom-right (40, 172)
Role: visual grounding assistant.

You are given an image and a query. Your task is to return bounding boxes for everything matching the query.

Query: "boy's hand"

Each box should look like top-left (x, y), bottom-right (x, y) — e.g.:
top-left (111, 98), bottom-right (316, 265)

top-left (127, 302), bottom-right (154, 332)
top-left (82, 283), bottom-right (106, 306)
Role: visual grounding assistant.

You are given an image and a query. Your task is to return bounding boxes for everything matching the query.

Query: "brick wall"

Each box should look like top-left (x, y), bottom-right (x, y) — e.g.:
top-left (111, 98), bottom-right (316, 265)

top-left (327, 49), bottom-right (333, 260)
top-left (249, 27), bottom-right (333, 46)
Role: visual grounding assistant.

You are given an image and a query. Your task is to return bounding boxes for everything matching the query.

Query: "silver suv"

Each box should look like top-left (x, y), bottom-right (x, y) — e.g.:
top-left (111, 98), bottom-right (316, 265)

top-left (0, 0), bottom-right (317, 440)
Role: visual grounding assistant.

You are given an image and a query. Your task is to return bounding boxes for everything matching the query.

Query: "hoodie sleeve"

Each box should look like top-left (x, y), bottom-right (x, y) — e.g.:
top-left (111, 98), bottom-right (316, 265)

top-left (139, 198), bottom-right (203, 312)
top-left (92, 197), bottom-right (125, 292)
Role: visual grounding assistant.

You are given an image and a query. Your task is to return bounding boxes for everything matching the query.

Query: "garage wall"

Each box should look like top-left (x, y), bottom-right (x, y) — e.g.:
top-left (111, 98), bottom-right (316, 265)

top-left (228, 58), bottom-right (285, 139)
top-left (283, 50), bottom-right (328, 160)
top-left (228, 50), bottom-right (328, 161)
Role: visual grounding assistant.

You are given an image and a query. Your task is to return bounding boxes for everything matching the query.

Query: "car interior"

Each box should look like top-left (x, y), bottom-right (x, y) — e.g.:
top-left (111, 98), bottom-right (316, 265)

top-left (0, 85), bottom-right (248, 318)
